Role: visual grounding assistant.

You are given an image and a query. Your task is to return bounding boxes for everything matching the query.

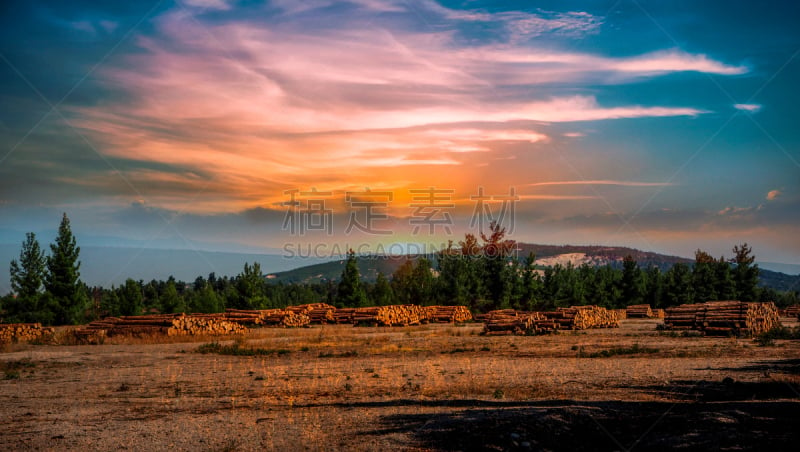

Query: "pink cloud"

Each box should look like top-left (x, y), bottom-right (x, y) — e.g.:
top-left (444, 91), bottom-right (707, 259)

top-left (64, 3), bottom-right (742, 212)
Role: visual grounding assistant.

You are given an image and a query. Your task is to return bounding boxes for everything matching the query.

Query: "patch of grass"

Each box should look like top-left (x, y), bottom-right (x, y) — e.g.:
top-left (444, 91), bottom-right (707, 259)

top-left (318, 350), bottom-right (358, 358)
top-left (195, 342), bottom-right (291, 356)
top-left (584, 343), bottom-right (659, 358)
top-left (2, 358), bottom-right (35, 379)
top-left (444, 347), bottom-right (475, 354)
top-left (755, 326), bottom-right (800, 347)
top-left (493, 389), bottom-right (504, 399)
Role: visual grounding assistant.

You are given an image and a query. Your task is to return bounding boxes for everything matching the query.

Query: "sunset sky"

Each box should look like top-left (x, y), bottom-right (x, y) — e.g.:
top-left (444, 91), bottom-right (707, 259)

top-left (1, 1), bottom-right (799, 265)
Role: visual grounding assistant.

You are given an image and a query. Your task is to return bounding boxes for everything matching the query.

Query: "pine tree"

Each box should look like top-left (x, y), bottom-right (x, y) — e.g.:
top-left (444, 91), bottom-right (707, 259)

top-left (236, 262), bottom-right (267, 309)
top-left (714, 256), bottom-right (736, 300)
top-left (160, 277), bottom-right (184, 313)
top-left (481, 221), bottom-right (515, 310)
top-left (410, 257), bottom-right (435, 305)
top-left (337, 249), bottom-right (367, 307)
top-left (45, 213), bottom-right (87, 324)
top-left (118, 279), bottom-right (143, 316)
top-left (370, 272), bottom-right (394, 306)
top-left (692, 249), bottom-right (718, 302)
top-left (435, 241), bottom-right (472, 306)
top-left (10, 232), bottom-right (46, 299)
top-left (619, 255), bottom-right (644, 306)
top-left (519, 252), bottom-right (541, 310)
top-left (731, 243), bottom-right (759, 301)
top-left (664, 263), bottom-right (693, 306)
top-left (643, 265), bottom-right (663, 308)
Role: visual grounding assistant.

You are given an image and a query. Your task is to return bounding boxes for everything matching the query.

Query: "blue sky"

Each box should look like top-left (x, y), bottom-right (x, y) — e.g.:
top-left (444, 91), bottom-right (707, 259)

top-left (0, 0), bottom-right (798, 268)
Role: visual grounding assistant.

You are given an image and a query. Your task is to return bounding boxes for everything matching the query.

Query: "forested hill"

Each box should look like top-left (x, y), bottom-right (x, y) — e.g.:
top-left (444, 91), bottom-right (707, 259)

top-left (269, 243), bottom-right (798, 292)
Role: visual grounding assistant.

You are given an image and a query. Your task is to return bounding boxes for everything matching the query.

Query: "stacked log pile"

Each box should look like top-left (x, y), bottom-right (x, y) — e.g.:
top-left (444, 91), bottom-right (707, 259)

top-left (424, 305), bottom-right (473, 323)
top-left (333, 308), bottom-right (356, 324)
top-left (285, 303), bottom-right (336, 324)
top-left (480, 306), bottom-right (618, 334)
top-left (75, 314), bottom-right (248, 339)
top-left (352, 305), bottom-right (426, 326)
top-left (0, 323), bottom-right (55, 344)
top-left (653, 308), bottom-right (666, 318)
top-left (626, 304), bottom-right (653, 318)
top-left (663, 301), bottom-right (780, 337)
top-left (222, 309), bottom-right (265, 325)
top-left (613, 309), bottom-right (628, 320)
top-left (543, 306), bottom-right (619, 330)
top-left (784, 305), bottom-right (800, 319)
top-left (482, 310), bottom-right (547, 335)
top-left (223, 309), bottom-right (311, 327)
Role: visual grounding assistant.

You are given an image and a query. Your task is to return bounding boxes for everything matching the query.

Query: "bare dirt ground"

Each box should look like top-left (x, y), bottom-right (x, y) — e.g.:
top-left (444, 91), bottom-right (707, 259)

top-left (2, 318), bottom-right (799, 451)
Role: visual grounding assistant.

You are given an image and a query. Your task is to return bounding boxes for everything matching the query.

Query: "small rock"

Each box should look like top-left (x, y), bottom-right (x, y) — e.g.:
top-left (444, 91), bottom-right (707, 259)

top-left (510, 433), bottom-right (521, 440)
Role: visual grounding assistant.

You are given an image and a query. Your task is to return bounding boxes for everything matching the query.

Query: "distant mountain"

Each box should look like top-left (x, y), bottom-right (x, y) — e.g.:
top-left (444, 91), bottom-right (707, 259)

top-left (268, 243), bottom-right (799, 292)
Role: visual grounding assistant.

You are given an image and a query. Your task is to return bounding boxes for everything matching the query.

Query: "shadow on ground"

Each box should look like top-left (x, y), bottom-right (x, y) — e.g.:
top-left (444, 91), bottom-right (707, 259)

top-left (357, 377), bottom-right (800, 451)
top-left (370, 399), bottom-right (799, 451)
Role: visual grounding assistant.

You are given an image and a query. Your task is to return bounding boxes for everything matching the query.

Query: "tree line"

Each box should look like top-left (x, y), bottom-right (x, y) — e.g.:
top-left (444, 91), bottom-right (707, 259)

top-left (1, 217), bottom-right (797, 326)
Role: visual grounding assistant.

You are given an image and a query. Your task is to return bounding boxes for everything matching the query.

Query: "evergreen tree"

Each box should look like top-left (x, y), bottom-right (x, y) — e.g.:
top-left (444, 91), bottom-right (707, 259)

top-left (189, 282), bottom-right (222, 313)
top-left (410, 257), bottom-right (435, 305)
top-left (160, 277), bottom-right (184, 313)
top-left (643, 265), bottom-right (664, 308)
top-left (10, 232), bottom-right (46, 299)
top-left (45, 213), bottom-right (87, 324)
top-left (664, 263), bottom-right (693, 306)
top-left (370, 272), bottom-right (394, 306)
top-left (118, 279), bottom-right (143, 316)
top-left (713, 256), bottom-right (736, 300)
top-left (519, 252), bottom-right (542, 310)
top-left (480, 221), bottom-right (515, 310)
top-left (619, 255), bottom-right (644, 306)
top-left (692, 249), bottom-right (718, 302)
top-left (235, 262), bottom-right (268, 309)
top-left (101, 288), bottom-right (122, 317)
top-left (436, 241), bottom-right (472, 306)
top-left (731, 243), bottom-right (759, 301)
top-left (336, 249), bottom-right (367, 307)
top-left (391, 259), bottom-right (416, 305)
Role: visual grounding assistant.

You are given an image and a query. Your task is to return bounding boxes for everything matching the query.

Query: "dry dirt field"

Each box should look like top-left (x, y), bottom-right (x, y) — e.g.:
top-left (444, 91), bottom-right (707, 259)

top-left (2, 318), bottom-right (799, 451)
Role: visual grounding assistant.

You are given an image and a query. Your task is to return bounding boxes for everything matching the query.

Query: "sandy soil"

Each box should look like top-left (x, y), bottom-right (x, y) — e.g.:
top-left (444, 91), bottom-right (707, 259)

top-left (1, 319), bottom-right (799, 451)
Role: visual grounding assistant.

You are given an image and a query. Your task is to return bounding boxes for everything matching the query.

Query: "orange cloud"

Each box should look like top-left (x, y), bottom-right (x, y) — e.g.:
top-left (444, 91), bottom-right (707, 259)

top-left (64, 4), bottom-right (742, 213)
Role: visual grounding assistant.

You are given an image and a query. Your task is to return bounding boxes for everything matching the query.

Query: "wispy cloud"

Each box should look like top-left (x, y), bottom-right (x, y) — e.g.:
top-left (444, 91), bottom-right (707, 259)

top-left (734, 103), bottom-right (762, 112)
top-left (767, 189), bottom-right (781, 201)
top-left (528, 180), bottom-right (673, 187)
top-left (60, 1), bottom-right (742, 212)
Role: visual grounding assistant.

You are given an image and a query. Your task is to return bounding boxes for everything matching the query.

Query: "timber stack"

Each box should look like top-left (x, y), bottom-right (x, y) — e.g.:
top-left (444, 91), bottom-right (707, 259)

top-left (424, 305), bottom-right (473, 323)
top-left (482, 310), bottom-right (548, 335)
top-left (663, 301), bottom-right (780, 337)
top-left (542, 306), bottom-right (619, 330)
top-left (613, 309), bottom-right (628, 320)
top-left (285, 303), bottom-right (336, 324)
top-left (653, 308), bottom-right (666, 318)
top-left (223, 308), bottom-right (311, 327)
top-left (0, 323), bottom-right (55, 344)
top-left (333, 308), bottom-right (356, 324)
top-left (352, 305), bottom-right (425, 326)
top-left (784, 305), bottom-right (800, 319)
top-left (626, 304), bottom-right (653, 318)
top-left (74, 313), bottom-right (247, 339)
